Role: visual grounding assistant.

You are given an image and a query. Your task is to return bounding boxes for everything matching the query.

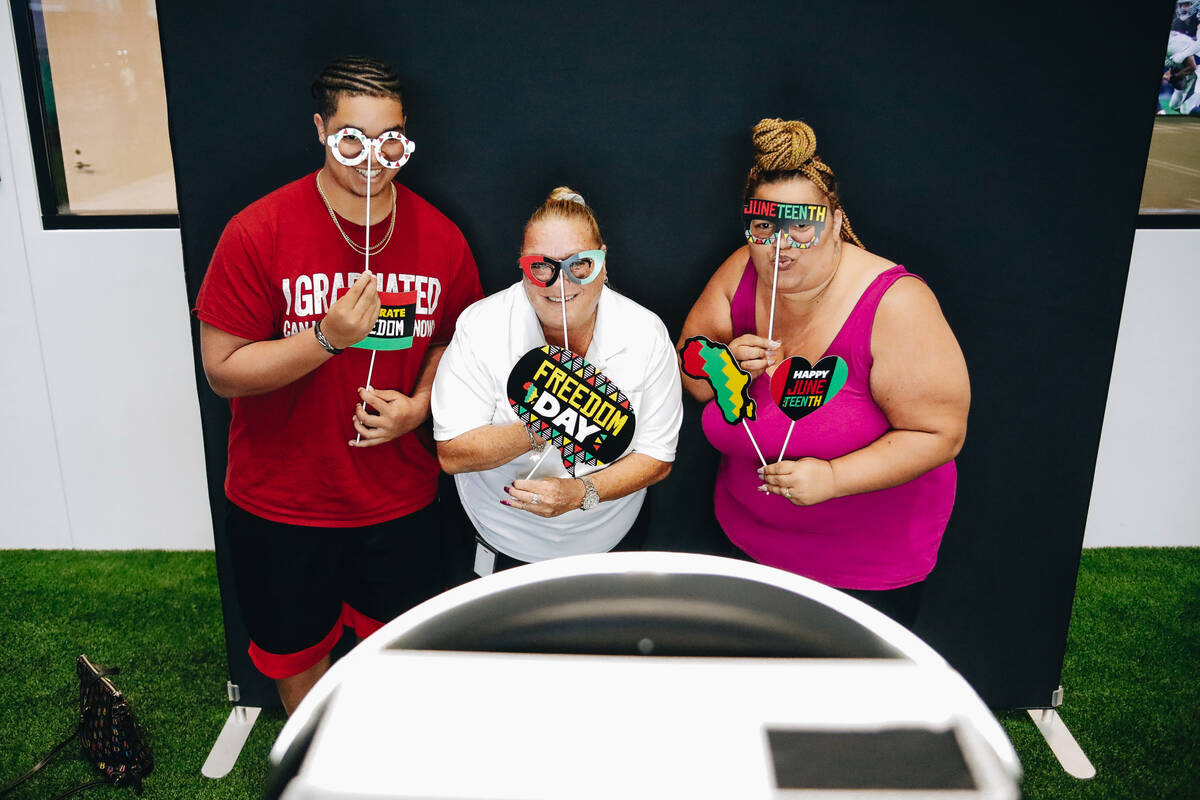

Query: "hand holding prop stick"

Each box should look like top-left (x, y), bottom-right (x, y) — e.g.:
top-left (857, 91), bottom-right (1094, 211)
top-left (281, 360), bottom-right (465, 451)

top-left (323, 127), bottom-right (417, 445)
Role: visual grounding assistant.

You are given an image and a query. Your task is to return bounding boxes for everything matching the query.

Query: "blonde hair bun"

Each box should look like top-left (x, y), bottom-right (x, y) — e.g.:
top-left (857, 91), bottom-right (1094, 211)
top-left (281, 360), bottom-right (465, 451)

top-left (524, 185), bottom-right (604, 247)
top-left (547, 186), bottom-right (587, 206)
top-left (751, 118), bottom-right (818, 172)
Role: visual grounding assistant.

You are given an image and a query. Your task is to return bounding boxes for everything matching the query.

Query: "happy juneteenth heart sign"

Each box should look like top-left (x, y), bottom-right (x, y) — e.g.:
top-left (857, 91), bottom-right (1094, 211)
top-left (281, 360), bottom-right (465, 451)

top-left (506, 345), bottom-right (636, 476)
top-left (769, 355), bottom-right (848, 421)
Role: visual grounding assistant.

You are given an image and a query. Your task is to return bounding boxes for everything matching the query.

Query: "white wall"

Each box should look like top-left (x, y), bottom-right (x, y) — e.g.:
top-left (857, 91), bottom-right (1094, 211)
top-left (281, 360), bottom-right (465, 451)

top-left (0, 11), bottom-right (212, 549)
top-left (1082, 229), bottom-right (1200, 548)
top-left (0, 77), bottom-right (71, 547)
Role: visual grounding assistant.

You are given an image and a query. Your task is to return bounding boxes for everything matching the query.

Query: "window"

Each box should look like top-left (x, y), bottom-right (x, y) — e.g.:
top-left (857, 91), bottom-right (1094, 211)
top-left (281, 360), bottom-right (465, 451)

top-left (10, 0), bottom-right (178, 228)
top-left (1139, 2), bottom-right (1200, 226)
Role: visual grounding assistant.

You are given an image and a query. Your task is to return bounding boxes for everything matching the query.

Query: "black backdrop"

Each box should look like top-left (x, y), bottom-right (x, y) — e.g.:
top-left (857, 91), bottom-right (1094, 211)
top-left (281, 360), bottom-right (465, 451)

top-left (158, 0), bottom-right (1169, 709)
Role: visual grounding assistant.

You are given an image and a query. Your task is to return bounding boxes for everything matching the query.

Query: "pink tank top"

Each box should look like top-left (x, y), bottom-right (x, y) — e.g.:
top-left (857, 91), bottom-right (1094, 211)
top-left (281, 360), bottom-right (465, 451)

top-left (701, 261), bottom-right (956, 590)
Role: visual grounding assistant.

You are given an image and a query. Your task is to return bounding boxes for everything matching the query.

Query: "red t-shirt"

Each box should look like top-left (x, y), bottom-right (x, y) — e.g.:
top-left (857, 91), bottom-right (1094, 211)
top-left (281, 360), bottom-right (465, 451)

top-left (195, 171), bottom-right (483, 527)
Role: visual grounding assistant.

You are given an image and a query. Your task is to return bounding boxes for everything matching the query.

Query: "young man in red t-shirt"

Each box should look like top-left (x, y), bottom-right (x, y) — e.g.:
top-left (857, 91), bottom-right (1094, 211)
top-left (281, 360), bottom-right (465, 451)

top-left (194, 56), bottom-right (483, 713)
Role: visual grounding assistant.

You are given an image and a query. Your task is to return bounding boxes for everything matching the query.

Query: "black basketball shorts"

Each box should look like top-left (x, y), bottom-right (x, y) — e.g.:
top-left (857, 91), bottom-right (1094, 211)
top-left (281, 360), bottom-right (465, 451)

top-left (225, 500), bottom-right (444, 679)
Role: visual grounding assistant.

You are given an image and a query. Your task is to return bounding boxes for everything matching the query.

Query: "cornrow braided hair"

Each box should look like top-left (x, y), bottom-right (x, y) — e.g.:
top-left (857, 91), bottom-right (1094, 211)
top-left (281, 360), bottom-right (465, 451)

top-left (524, 186), bottom-right (605, 247)
top-left (311, 56), bottom-right (405, 121)
top-left (744, 118), bottom-right (864, 248)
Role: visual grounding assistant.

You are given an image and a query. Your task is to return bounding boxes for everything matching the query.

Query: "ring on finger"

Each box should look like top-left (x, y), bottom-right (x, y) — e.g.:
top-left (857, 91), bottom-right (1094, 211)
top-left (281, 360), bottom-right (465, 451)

top-left (783, 487), bottom-right (791, 499)
top-left (530, 494), bottom-right (540, 505)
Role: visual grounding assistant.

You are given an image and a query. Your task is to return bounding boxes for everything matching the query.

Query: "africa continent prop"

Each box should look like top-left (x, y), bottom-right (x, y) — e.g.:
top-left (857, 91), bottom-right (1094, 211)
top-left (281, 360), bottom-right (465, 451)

top-left (679, 335), bottom-right (756, 424)
top-left (679, 335), bottom-right (766, 467)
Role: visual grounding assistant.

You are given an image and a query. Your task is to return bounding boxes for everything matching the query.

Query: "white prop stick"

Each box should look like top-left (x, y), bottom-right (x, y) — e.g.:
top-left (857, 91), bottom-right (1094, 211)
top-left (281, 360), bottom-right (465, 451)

top-left (524, 446), bottom-right (553, 481)
top-left (766, 232), bottom-right (782, 343)
top-left (559, 275), bottom-right (569, 353)
top-left (522, 278), bottom-right (570, 479)
top-left (355, 158), bottom-right (377, 446)
top-left (776, 421), bottom-right (796, 464)
top-left (743, 420), bottom-right (767, 468)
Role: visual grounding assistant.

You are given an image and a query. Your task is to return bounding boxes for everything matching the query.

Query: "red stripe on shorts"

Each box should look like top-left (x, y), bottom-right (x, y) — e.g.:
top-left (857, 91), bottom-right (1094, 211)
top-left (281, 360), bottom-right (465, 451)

top-left (341, 602), bottom-right (385, 639)
top-left (248, 616), bottom-right (343, 680)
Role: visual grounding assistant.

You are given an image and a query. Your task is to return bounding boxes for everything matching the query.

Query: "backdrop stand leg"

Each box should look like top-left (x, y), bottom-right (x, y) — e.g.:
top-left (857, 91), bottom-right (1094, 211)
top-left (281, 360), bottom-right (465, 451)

top-left (1026, 687), bottom-right (1095, 779)
top-left (202, 682), bottom-right (262, 779)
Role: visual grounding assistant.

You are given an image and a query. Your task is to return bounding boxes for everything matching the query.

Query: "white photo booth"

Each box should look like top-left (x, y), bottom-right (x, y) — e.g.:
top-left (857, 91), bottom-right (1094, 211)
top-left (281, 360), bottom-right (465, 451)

top-left (266, 553), bottom-right (1020, 799)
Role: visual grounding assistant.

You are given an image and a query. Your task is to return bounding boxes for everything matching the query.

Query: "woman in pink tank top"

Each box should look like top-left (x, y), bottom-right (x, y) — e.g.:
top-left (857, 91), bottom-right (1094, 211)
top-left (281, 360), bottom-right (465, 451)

top-left (678, 119), bottom-right (970, 627)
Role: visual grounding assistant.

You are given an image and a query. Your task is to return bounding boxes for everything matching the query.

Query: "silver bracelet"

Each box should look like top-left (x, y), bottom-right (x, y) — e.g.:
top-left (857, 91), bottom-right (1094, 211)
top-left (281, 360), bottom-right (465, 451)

top-left (524, 424), bottom-right (546, 452)
top-left (313, 320), bottom-right (343, 355)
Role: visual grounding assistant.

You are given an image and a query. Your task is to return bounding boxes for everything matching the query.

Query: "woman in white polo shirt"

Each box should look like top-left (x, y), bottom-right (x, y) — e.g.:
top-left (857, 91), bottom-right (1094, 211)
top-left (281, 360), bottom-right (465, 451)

top-left (431, 187), bottom-right (683, 574)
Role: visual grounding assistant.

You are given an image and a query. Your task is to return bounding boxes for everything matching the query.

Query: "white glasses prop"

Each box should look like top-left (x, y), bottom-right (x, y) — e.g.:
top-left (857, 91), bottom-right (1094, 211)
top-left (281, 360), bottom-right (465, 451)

top-left (326, 127), bottom-right (416, 169)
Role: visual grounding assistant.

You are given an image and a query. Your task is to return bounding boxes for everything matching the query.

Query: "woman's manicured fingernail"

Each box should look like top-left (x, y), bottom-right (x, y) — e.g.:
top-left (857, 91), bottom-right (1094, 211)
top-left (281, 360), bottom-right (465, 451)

top-left (500, 500), bottom-right (511, 507)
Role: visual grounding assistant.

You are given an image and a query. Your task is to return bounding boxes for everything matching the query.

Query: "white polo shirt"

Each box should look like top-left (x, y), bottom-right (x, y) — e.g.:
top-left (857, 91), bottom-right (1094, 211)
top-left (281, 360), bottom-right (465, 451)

top-left (431, 282), bottom-right (683, 562)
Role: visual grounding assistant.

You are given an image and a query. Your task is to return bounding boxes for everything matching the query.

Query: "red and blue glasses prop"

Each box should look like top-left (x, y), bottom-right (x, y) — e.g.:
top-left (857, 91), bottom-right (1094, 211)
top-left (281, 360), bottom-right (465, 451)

top-left (519, 250), bottom-right (606, 288)
top-left (742, 199), bottom-right (828, 250)
top-left (326, 127), bottom-right (416, 169)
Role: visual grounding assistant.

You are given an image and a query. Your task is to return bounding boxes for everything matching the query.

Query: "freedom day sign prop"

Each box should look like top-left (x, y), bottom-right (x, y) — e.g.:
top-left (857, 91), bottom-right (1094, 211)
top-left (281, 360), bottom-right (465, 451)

top-left (507, 345), bottom-right (636, 476)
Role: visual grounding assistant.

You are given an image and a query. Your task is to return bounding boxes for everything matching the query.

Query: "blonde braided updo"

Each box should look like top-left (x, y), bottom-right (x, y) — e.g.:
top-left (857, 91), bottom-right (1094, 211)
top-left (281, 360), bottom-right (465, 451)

top-left (745, 119), bottom-right (863, 247)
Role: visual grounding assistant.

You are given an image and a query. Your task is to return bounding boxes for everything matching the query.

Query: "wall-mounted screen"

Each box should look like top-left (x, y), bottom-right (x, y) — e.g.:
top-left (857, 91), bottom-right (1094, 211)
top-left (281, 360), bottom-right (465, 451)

top-left (1141, 0), bottom-right (1200, 216)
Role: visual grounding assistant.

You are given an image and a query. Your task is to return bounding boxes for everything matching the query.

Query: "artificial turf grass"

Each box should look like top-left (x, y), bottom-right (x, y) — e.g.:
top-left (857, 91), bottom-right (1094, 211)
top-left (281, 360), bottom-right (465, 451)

top-left (0, 550), bottom-right (284, 799)
top-left (999, 547), bottom-right (1200, 799)
top-left (0, 548), bottom-right (1196, 799)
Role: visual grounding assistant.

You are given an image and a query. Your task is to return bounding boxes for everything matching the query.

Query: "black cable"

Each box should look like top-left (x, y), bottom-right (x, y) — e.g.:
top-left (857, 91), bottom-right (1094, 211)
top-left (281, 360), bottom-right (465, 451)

top-left (0, 726), bottom-right (79, 796)
top-left (49, 779), bottom-right (108, 800)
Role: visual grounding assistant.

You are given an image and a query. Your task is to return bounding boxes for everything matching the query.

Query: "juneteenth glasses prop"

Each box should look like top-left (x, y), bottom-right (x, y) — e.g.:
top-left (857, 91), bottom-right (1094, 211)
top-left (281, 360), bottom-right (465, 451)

top-left (517, 250), bottom-right (606, 478)
top-left (742, 199), bottom-right (829, 343)
top-left (325, 126), bottom-right (416, 444)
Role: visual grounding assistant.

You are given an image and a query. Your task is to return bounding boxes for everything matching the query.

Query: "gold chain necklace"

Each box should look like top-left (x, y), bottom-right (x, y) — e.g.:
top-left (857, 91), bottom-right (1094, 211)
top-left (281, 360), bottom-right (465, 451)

top-left (315, 170), bottom-right (397, 256)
